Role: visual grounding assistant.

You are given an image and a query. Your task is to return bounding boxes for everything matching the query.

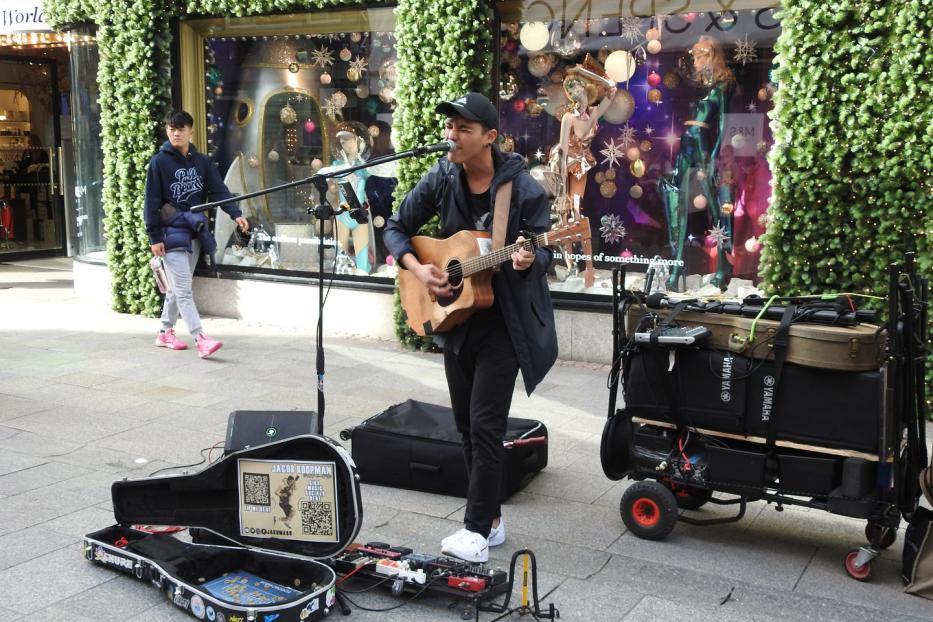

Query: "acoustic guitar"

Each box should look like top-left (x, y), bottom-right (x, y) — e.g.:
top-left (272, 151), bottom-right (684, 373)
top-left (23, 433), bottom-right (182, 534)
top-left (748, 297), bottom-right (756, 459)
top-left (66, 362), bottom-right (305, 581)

top-left (398, 218), bottom-right (591, 336)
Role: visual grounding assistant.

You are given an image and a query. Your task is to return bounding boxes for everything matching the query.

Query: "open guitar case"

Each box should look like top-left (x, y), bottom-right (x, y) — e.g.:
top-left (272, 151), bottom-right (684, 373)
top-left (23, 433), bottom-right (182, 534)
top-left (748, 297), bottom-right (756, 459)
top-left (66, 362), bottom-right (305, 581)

top-left (83, 434), bottom-right (362, 622)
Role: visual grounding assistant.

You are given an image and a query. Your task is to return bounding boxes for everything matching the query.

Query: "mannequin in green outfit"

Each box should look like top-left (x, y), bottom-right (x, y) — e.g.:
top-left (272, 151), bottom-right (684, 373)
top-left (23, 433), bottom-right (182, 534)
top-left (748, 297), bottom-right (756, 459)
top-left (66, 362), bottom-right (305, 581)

top-left (659, 36), bottom-right (735, 291)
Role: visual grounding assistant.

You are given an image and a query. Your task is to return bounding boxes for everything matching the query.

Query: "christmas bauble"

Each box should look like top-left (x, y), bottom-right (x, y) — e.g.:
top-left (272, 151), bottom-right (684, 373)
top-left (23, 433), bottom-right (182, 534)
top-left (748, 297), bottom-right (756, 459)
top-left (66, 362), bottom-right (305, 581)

top-left (512, 98), bottom-right (526, 113)
top-left (693, 195), bottom-right (707, 210)
top-left (280, 104), bottom-right (298, 125)
top-left (288, 62), bottom-right (299, 74)
top-left (663, 72), bottom-right (681, 89)
top-left (647, 71), bottom-right (661, 87)
top-left (525, 98), bottom-right (543, 116)
top-left (629, 159), bottom-right (646, 177)
top-left (626, 146), bottom-right (641, 161)
top-left (304, 120), bottom-right (316, 133)
top-left (640, 140), bottom-right (652, 152)
top-left (646, 40), bottom-right (662, 54)
top-left (730, 133), bottom-right (746, 150)
top-left (647, 88), bottom-right (663, 103)
top-left (629, 184), bottom-right (643, 199)
top-left (339, 48), bottom-right (352, 62)
top-left (347, 67), bottom-right (360, 82)
top-left (528, 54), bottom-right (554, 78)
top-left (554, 31), bottom-right (582, 58)
top-left (745, 236), bottom-right (761, 253)
top-left (599, 180), bottom-right (617, 198)
top-left (758, 87), bottom-right (770, 101)
top-left (499, 72), bottom-right (520, 101)
top-left (519, 22), bottom-right (549, 52)
top-left (594, 171), bottom-right (606, 184)
top-left (350, 32), bottom-right (362, 43)
top-left (601, 89), bottom-right (635, 124)
top-left (721, 202), bottom-right (735, 215)
top-left (355, 84), bottom-right (370, 98)
top-left (320, 72), bottom-right (332, 85)
top-left (267, 149), bottom-right (280, 162)
top-left (605, 50), bottom-right (636, 82)
top-left (311, 158), bottom-right (323, 171)
top-left (332, 91), bottom-right (348, 108)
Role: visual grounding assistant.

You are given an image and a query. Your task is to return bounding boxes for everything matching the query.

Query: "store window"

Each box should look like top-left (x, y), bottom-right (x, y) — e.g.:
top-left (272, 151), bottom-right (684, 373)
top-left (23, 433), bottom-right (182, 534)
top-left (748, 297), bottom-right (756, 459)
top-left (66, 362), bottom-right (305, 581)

top-left (66, 27), bottom-right (104, 260)
top-left (498, 1), bottom-right (780, 295)
top-left (179, 9), bottom-right (398, 277)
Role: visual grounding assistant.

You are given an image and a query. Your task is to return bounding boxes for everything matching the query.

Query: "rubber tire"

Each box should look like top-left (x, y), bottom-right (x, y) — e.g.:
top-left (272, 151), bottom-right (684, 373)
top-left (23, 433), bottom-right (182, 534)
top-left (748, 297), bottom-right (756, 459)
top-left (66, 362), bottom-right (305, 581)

top-left (844, 550), bottom-right (872, 581)
top-left (621, 481), bottom-right (678, 541)
top-left (600, 409), bottom-right (632, 481)
top-left (865, 521), bottom-right (897, 549)
top-left (662, 480), bottom-right (714, 510)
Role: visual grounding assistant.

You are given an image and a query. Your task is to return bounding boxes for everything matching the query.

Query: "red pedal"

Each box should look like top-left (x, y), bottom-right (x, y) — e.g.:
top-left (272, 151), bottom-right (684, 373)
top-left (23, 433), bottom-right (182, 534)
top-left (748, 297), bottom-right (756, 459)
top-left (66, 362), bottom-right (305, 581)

top-left (447, 575), bottom-right (486, 592)
top-left (356, 546), bottom-right (402, 559)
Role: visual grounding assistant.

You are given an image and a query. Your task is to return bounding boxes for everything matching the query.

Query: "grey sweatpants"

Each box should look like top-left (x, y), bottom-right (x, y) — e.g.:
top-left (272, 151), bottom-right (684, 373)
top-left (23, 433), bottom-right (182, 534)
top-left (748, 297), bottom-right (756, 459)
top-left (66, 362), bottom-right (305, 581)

top-left (160, 240), bottom-right (202, 336)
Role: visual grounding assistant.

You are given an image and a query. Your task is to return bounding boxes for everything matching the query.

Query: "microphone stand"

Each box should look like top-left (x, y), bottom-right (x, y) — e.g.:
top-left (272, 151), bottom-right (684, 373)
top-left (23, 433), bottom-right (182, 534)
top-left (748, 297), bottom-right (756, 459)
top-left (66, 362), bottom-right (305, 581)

top-left (190, 143), bottom-right (449, 435)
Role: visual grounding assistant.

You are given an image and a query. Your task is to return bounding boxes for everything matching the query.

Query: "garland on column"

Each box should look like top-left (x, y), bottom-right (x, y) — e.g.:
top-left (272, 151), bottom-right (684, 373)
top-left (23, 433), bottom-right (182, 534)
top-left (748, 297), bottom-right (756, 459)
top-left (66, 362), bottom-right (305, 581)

top-left (762, 0), bottom-right (932, 401)
top-left (391, 0), bottom-right (493, 349)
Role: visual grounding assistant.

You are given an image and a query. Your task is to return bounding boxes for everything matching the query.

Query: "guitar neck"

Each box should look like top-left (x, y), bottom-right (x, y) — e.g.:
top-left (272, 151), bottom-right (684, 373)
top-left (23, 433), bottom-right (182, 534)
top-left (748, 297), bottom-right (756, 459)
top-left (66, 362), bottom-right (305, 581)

top-left (461, 231), bottom-right (550, 278)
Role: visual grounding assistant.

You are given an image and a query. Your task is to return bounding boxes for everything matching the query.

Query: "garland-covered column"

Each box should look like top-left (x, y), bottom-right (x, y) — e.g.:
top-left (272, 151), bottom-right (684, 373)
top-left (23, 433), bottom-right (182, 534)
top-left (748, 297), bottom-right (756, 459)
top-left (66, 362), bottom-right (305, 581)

top-left (391, 0), bottom-right (493, 348)
top-left (762, 0), bottom-right (931, 293)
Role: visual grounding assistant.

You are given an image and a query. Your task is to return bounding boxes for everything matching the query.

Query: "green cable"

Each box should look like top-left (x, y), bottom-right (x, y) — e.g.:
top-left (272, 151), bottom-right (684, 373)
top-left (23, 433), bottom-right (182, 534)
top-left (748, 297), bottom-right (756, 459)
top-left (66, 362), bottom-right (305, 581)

top-left (747, 294), bottom-right (780, 344)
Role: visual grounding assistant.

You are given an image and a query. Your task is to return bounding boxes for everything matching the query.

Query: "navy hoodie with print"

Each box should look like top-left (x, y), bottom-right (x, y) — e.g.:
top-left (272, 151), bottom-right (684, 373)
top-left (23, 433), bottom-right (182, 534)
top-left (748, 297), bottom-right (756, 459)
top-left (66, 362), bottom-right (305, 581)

top-left (143, 141), bottom-right (242, 251)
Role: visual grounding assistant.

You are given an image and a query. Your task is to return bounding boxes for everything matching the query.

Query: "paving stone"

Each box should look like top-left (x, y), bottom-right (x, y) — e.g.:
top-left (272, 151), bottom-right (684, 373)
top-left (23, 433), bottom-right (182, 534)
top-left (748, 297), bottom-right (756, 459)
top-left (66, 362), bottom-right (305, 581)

top-left (0, 545), bottom-right (114, 614)
top-left (0, 526), bottom-right (77, 571)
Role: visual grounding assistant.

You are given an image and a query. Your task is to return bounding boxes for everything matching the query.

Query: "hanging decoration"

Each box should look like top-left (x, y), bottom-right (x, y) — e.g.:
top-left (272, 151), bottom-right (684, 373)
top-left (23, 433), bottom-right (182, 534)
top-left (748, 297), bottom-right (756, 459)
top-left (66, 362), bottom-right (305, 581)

top-left (310, 47), bottom-right (335, 68)
top-left (280, 102), bottom-right (298, 125)
top-left (288, 62), bottom-right (299, 73)
top-left (528, 53), bottom-right (554, 77)
top-left (707, 223), bottom-right (730, 246)
top-left (618, 17), bottom-right (642, 44)
top-left (499, 72), bottom-right (520, 100)
top-left (600, 213), bottom-right (626, 243)
top-left (320, 72), bottom-right (332, 85)
top-left (604, 50), bottom-right (636, 82)
top-left (599, 137), bottom-right (625, 169)
top-left (601, 89), bottom-right (635, 124)
top-left (519, 22), bottom-right (549, 51)
top-left (663, 72), bottom-right (681, 89)
top-left (647, 88), bottom-right (663, 103)
top-left (734, 35), bottom-right (758, 65)
top-left (554, 30), bottom-right (582, 58)
top-left (349, 56), bottom-right (368, 79)
top-left (619, 123), bottom-right (637, 146)
top-left (304, 119), bottom-right (317, 133)
top-left (524, 98), bottom-right (544, 116)
top-left (629, 158), bottom-right (645, 177)
top-left (646, 39), bottom-right (662, 54)
top-left (629, 184), bottom-right (643, 199)
top-left (339, 47), bottom-right (352, 62)
top-left (647, 71), bottom-right (661, 87)
top-left (267, 149), bottom-right (280, 162)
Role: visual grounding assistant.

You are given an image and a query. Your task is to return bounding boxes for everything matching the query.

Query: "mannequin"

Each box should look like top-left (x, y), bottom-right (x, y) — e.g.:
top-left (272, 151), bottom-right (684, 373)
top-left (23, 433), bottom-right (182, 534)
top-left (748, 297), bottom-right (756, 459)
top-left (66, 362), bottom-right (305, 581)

top-left (320, 122), bottom-right (374, 274)
top-left (550, 55), bottom-right (616, 288)
top-left (658, 36), bottom-right (735, 290)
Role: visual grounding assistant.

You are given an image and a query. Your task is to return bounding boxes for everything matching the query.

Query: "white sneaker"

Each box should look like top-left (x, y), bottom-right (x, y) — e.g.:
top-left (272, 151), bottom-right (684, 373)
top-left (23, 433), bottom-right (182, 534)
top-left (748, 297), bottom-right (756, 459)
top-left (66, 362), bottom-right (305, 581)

top-left (441, 528), bottom-right (469, 548)
top-left (441, 529), bottom-right (489, 563)
top-left (488, 517), bottom-right (506, 547)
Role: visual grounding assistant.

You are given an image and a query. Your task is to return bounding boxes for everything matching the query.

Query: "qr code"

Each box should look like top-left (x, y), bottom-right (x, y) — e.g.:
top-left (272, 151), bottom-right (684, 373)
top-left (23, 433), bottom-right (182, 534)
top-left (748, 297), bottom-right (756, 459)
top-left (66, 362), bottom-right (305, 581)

top-left (242, 473), bottom-right (271, 506)
top-left (300, 501), bottom-right (334, 537)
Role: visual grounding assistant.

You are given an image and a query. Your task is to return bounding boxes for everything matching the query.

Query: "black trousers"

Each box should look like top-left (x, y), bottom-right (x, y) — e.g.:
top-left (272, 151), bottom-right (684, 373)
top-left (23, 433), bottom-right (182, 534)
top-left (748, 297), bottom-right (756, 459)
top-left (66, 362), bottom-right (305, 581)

top-left (444, 313), bottom-right (519, 538)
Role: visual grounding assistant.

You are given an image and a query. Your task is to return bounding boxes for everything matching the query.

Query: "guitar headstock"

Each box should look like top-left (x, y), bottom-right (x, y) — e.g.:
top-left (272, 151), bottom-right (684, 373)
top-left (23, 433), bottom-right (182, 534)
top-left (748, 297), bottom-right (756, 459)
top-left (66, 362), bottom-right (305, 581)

top-left (547, 217), bottom-right (591, 245)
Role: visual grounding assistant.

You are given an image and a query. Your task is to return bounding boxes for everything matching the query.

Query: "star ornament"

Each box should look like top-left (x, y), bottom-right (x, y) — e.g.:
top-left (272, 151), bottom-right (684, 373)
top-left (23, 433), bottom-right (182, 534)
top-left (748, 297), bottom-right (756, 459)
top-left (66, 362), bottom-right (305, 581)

top-left (310, 47), bottom-right (335, 69)
top-left (619, 123), bottom-right (637, 147)
top-left (600, 214), bottom-right (627, 245)
top-left (599, 138), bottom-right (625, 169)
top-left (349, 56), bottom-right (368, 75)
top-left (707, 223), bottom-right (731, 246)
top-left (734, 35), bottom-right (758, 66)
top-left (322, 97), bottom-right (342, 120)
top-left (618, 16), bottom-right (643, 44)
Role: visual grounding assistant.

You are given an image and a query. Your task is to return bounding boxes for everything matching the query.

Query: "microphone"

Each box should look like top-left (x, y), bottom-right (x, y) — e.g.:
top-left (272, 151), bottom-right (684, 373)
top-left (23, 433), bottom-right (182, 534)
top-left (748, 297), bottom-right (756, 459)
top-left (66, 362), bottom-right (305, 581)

top-left (414, 140), bottom-right (457, 155)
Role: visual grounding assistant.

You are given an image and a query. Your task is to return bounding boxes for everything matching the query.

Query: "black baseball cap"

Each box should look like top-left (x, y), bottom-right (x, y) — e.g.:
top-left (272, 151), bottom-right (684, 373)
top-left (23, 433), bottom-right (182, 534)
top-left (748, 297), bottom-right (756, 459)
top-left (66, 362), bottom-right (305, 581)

top-left (435, 93), bottom-right (499, 130)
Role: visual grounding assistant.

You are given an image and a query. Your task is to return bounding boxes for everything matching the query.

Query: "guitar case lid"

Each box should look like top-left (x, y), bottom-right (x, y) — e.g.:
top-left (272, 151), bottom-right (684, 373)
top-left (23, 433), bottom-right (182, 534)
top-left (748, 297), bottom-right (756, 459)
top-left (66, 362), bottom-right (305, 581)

top-left (111, 434), bottom-right (361, 560)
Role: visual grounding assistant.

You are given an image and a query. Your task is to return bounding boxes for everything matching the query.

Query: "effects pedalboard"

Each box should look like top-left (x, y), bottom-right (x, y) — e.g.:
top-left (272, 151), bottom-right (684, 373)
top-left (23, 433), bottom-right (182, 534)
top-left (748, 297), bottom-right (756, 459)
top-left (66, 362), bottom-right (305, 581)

top-left (330, 541), bottom-right (509, 596)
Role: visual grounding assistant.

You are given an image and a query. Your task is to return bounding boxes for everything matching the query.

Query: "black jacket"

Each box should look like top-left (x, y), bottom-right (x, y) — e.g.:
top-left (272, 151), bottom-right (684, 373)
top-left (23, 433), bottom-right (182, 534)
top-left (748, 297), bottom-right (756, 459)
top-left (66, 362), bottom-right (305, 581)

top-left (384, 147), bottom-right (557, 395)
top-left (143, 141), bottom-right (241, 251)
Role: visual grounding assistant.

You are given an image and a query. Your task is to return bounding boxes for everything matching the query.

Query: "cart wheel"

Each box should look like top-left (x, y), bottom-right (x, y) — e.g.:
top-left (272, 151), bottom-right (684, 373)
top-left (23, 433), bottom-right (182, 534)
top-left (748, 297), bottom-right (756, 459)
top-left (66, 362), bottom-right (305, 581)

top-left (844, 550), bottom-right (873, 581)
top-left (621, 481), bottom-right (678, 540)
top-left (865, 522), bottom-right (897, 549)
top-left (662, 480), bottom-right (713, 510)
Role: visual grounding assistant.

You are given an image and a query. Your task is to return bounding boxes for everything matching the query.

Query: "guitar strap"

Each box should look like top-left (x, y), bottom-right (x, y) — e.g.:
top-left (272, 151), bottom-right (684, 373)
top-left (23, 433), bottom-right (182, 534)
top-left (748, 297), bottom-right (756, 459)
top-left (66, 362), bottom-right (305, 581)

top-left (491, 181), bottom-right (513, 251)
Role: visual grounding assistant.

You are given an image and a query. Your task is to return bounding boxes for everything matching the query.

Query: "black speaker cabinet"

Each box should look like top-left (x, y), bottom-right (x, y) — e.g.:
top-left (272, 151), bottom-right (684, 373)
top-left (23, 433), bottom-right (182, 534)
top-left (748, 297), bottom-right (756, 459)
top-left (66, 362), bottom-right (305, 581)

top-left (224, 410), bottom-right (318, 454)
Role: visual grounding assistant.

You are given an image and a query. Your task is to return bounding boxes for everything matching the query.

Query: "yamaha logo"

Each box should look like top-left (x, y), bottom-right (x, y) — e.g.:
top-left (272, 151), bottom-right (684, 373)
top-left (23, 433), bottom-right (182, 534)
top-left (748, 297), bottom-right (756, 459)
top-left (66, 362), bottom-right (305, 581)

top-left (265, 427), bottom-right (277, 438)
top-left (720, 391), bottom-right (731, 402)
top-left (764, 375), bottom-right (775, 387)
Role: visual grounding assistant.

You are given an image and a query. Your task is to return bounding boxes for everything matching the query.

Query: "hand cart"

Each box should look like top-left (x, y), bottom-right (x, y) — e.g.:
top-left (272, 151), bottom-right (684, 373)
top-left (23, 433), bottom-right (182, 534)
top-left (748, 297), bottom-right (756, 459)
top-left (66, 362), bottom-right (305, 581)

top-left (601, 253), bottom-right (929, 581)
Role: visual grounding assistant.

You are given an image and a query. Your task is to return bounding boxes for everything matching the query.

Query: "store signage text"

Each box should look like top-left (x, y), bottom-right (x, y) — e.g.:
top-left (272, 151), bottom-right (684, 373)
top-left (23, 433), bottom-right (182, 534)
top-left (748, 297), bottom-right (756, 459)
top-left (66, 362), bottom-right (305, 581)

top-left (1, 0), bottom-right (52, 34)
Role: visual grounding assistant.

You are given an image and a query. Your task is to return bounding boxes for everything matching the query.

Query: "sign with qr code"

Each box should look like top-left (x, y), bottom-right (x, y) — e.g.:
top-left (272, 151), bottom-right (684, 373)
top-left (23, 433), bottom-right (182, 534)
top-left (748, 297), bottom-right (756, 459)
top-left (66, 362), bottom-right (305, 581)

top-left (237, 459), bottom-right (339, 543)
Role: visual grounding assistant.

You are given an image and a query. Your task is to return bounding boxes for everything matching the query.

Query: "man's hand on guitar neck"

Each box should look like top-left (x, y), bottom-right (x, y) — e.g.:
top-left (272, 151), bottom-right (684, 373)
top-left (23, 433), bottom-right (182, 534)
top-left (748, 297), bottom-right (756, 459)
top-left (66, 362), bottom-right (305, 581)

top-left (401, 253), bottom-right (453, 298)
top-left (511, 235), bottom-right (534, 272)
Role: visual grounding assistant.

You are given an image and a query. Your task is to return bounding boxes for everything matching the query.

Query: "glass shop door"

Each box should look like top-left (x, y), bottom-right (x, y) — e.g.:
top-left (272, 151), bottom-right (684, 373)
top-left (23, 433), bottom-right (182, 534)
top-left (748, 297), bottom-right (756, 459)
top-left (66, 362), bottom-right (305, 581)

top-left (0, 55), bottom-right (64, 258)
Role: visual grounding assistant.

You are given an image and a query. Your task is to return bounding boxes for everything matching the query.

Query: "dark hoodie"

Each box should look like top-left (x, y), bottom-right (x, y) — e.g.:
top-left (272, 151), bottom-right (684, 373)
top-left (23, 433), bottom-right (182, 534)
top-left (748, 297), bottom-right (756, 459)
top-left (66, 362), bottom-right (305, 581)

top-left (384, 147), bottom-right (558, 395)
top-left (143, 141), bottom-right (242, 252)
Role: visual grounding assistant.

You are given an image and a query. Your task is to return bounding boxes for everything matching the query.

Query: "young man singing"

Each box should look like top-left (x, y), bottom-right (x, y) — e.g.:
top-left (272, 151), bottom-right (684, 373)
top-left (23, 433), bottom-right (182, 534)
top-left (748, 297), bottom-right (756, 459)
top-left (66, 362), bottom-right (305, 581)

top-left (383, 93), bottom-right (558, 562)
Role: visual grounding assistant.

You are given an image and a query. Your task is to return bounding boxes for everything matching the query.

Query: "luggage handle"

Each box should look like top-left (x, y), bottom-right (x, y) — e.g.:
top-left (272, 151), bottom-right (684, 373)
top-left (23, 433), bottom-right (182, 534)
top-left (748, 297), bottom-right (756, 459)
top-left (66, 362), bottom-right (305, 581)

top-left (411, 462), bottom-right (441, 473)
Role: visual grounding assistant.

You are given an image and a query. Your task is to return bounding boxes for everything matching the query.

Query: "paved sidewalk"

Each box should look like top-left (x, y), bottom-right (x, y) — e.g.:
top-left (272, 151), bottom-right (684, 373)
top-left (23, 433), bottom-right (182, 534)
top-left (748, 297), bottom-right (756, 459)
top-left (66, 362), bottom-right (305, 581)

top-left (0, 259), bottom-right (931, 621)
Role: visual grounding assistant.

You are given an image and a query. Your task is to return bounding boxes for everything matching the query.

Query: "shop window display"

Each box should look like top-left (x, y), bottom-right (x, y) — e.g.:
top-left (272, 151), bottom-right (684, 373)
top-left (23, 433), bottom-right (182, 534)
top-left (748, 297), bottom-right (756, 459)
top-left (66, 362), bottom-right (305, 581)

top-left (498, 5), bottom-right (781, 295)
top-left (186, 12), bottom-right (398, 276)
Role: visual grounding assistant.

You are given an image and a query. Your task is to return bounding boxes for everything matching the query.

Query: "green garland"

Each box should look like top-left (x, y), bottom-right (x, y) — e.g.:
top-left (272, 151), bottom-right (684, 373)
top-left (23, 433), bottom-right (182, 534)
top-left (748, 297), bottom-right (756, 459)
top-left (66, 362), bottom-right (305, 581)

top-left (763, 0), bottom-right (932, 401)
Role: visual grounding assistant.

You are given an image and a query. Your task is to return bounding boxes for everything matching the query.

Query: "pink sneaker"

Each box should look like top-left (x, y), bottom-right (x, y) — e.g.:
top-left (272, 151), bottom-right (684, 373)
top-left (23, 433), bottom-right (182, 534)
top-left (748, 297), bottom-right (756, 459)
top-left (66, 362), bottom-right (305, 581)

top-left (196, 333), bottom-right (223, 359)
top-left (154, 329), bottom-right (188, 350)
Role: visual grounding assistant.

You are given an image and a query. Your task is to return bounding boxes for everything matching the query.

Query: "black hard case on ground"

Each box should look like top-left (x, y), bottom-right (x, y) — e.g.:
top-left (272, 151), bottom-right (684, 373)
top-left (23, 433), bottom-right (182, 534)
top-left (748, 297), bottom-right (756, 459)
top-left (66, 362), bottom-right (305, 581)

top-left (83, 435), bottom-right (362, 622)
top-left (341, 399), bottom-right (548, 501)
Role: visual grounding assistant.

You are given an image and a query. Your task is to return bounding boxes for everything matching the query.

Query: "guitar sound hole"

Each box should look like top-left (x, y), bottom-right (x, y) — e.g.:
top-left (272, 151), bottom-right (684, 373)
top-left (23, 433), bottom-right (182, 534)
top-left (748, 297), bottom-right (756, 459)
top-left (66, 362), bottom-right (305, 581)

top-left (446, 259), bottom-right (463, 288)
